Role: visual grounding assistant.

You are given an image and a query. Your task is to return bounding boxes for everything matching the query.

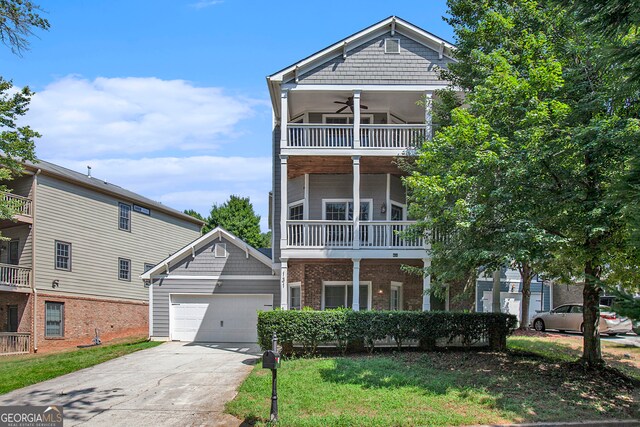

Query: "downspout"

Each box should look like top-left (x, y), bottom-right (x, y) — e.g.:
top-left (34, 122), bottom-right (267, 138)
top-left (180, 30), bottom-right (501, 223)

top-left (31, 169), bottom-right (41, 353)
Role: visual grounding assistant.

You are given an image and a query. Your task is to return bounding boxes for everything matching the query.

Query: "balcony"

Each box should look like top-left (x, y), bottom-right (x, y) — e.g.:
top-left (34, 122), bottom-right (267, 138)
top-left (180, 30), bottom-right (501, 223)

top-left (286, 124), bottom-right (426, 150)
top-left (286, 221), bottom-right (423, 249)
top-left (0, 333), bottom-right (30, 355)
top-left (0, 264), bottom-right (32, 289)
top-left (1, 192), bottom-right (33, 224)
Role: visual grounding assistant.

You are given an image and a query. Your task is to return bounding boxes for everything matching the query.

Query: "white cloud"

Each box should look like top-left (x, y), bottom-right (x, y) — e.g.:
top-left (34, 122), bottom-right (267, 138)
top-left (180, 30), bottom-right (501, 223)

top-left (48, 156), bottom-right (272, 230)
top-left (190, 0), bottom-right (223, 8)
top-left (27, 76), bottom-right (259, 159)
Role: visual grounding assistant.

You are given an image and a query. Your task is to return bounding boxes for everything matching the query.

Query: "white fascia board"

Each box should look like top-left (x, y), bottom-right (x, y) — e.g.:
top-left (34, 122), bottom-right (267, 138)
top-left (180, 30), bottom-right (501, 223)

top-left (280, 148), bottom-right (410, 157)
top-left (140, 226), bottom-right (274, 279)
top-left (280, 248), bottom-right (428, 259)
top-left (283, 84), bottom-right (454, 92)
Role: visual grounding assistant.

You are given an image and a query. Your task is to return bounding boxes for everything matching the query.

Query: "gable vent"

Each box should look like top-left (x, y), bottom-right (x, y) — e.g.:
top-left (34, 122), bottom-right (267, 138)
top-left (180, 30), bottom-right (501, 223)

top-left (214, 243), bottom-right (227, 258)
top-left (385, 38), bottom-right (400, 54)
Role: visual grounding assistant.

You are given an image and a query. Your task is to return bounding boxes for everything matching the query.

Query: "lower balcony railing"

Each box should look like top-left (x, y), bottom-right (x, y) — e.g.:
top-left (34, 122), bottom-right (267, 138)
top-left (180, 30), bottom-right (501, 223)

top-left (0, 264), bottom-right (31, 289)
top-left (0, 332), bottom-right (30, 355)
top-left (1, 192), bottom-right (33, 218)
top-left (286, 124), bottom-right (426, 149)
top-left (286, 221), bottom-right (423, 248)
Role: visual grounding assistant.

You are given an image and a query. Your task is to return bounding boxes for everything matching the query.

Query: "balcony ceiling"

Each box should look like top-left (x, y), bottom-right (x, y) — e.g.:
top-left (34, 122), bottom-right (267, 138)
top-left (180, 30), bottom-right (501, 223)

top-left (288, 90), bottom-right (427, 123)
top-left (288, 156), bottom-right (408, 179)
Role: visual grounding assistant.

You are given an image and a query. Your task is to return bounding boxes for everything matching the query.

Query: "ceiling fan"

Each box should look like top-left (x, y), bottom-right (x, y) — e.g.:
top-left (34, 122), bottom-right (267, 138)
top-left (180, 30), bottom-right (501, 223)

top-left (334, 96), bottom-right (369, 113)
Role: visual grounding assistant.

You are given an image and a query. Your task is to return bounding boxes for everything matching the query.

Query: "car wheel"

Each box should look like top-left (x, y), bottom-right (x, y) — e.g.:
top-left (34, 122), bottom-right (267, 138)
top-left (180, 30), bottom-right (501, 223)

top-left (533, 319), bottom-right (545, 332)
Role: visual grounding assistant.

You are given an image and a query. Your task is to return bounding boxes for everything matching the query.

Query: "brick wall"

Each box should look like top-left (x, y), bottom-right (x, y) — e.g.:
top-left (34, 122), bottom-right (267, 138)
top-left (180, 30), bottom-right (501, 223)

top-left (35, 293), bottom-right (148, 353)
top-left (288, 259), bottom-right (423, 311)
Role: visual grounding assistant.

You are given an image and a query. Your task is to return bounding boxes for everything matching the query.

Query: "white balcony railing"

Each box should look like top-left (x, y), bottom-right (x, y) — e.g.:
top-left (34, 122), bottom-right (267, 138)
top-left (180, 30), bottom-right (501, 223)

top-left (360, 125), bottom-right (426, 149)
top-left (287, 124), bottom-right (353, 148)
top-left (1, 192), bottom-right (33, 218)
top-left (0, 264), bottom-right (31, 288)
top-left (286, 124), bottom-right (426, 149)
top-left (0, 333), bottom-right (30, 355)
top-left (286, 221), bottom-right (423, 249)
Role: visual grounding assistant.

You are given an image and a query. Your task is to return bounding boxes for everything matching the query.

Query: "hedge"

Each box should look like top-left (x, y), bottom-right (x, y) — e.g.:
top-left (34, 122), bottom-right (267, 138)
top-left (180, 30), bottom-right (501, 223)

top-left (257, 309), bottom-right (517, 355)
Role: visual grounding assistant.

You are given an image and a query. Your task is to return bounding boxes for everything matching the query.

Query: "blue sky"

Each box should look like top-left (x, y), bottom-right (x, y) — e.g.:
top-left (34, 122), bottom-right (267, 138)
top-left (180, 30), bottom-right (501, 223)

top-left (2, 0), bottom-right (454, 230)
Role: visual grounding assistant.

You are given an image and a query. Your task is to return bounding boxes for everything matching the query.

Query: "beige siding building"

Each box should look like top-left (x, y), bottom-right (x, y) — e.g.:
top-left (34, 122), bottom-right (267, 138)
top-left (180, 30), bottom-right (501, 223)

top-left (0, 160), bottom-right (203, 353)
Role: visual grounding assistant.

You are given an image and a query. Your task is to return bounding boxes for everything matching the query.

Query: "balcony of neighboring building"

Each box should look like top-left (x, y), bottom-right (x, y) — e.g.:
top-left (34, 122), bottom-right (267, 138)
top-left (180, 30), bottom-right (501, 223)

top-left (278, 88), bottom-right (434, 156)
top-left (0, 192), bottom-right (33, 227)
top-left (0, 227), bottom-right (33, 292)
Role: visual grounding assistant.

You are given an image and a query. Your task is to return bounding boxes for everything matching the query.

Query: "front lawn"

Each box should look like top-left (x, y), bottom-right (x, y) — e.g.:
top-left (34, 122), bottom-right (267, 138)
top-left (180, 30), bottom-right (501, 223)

top-left (0, 338), bottom-right (162, 395)
top-left (227, 343), bottom-right (639, 426)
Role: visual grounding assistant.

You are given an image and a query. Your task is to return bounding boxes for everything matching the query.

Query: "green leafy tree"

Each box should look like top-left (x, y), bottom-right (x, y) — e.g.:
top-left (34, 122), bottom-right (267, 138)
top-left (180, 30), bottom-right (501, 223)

top-left (0, 1), bottom-right (48, 223)
top-left (205, 195), bottom-right (269, 248)
top-left (407, 0), bottom-right (639, 366)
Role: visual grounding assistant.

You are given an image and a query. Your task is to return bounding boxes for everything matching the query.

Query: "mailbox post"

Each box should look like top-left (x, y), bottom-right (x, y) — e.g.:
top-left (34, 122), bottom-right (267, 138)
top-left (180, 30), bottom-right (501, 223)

top-left (262, 332), bottom-right (280, 422)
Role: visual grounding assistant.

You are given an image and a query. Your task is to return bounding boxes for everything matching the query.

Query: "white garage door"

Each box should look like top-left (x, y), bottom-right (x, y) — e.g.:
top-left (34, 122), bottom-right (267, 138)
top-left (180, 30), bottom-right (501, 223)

top-left (170, 294), bottom-right (273, 342)
top-left (482, 291), bottom-right (543, 324)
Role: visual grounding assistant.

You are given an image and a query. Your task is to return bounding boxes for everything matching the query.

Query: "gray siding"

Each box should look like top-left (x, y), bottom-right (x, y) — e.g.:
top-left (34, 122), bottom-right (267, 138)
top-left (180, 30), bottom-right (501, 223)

top-left (34, 174), bottom-right (201, 301)
top-left (5, 175), bottom-right (34, 198)
top-left (0, 225), bottom-right (32, 268)
top-left (292, 32), bottom-right (452, 85)
top-left (390, 175), bottom-right (405, 204)
top-left (169, 236), bottom-right (273, 276)
top-left (288, 175), bottom-right (304, 204)
top-left (151, 277), bottom-right (279, 337)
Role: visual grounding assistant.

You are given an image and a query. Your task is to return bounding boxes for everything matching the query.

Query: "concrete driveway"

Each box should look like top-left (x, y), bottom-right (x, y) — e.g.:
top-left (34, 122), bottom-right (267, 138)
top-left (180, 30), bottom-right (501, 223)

top-left (0, 342), bottom-right (261, 426)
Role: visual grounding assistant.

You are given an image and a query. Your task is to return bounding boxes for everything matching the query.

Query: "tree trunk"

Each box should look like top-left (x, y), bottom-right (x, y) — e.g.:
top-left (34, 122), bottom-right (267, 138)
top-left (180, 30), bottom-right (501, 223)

top-left (582, 260), bottom-right (602, 366)
top-left (492, 269), bottom-right (501, 313)
top-left (518, 262), bottom-right (533, 330)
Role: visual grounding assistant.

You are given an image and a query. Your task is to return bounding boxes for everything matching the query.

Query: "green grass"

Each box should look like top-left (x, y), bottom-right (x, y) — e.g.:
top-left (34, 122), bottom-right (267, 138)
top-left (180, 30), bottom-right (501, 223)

top-left (0, 338), bottom-right (162, 395)
top-left (226, 349), bottom-right (639, 426)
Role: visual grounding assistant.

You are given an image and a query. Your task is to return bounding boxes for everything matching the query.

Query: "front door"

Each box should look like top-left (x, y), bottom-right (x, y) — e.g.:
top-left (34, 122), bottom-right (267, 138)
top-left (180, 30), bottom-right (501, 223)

top-left (8, 240), bottom-right (19, 265)
top-left (7, 305), bottom-right (18, 332)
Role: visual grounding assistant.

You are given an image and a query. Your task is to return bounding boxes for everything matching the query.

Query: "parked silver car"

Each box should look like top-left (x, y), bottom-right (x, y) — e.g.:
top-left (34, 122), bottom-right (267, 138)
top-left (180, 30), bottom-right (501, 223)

top-left (531, 304), bottom-right (633, 336)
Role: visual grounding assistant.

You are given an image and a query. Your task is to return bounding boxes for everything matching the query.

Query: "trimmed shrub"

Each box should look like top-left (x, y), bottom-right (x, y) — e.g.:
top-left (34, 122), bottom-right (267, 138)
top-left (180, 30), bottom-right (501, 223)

top-left (257, 309), bottom-right (517, 355)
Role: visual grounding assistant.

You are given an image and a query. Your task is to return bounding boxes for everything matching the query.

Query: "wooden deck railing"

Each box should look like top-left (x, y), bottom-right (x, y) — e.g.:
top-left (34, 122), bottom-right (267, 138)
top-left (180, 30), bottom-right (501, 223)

top-left (0, 332), bottom-right (30, 355)
top-left (1, 192), bottom-right (33, 217)
top-left (0, 263), bottom-right (31, 288)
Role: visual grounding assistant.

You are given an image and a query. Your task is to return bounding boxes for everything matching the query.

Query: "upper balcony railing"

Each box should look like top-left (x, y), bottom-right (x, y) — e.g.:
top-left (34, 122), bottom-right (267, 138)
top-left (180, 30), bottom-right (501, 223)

top-left (1, 192), bottom-right (33, 218)
top-left (286, 124), bottom-right (426, 150)
top-left (286, 221), bottom-right (423, 249)
top-left (0, 263), bottom-right (31, 289)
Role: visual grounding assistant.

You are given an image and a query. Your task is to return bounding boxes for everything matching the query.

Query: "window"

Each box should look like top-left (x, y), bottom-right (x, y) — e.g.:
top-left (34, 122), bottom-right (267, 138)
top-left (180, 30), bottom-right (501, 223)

top-left (322, 282), bottom-right (370, 310)
top-left (289, 203), bottom-right (304, 220)
top-left (391, 203), bottom-right (404, 221)
top-left (8, 240), bottom-right (19, 265)
top-left (289, 283), bottom-right (301, 310)
top-left (133, 204), bottom-right (150, 215)
top-left (143, 263), bottom-right (155, 273)
top-left (118, 258), bottom-right (131, 281)
top-left (390, 282), bottom-right (403, 310)
top-left (323, 200), bottom-right (371, 221)
top-left (554, 305), bottom-right (571, 314)
top-left (45, 302), bottom-right (64, 337)
top-left (119, 203), bottom-right (131, 231)
top-left (55, 241), bottom-right (71, 271)
top-left (214, 243), bottom-right (227, 258)
top-left (385, 38), bottom-right (400, 54)
top-left (570, 305), bottom-right (584, 314)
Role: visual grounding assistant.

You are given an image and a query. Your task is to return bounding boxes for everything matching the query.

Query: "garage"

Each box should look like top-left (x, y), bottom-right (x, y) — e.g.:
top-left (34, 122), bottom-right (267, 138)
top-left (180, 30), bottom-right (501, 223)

top-left (142, 227), bottom-right (280, 343)
top-left (170, 294), bottom-right (273, 342)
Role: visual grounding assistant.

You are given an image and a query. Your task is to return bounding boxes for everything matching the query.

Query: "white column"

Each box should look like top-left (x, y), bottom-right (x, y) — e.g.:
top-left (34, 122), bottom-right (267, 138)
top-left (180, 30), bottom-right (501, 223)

top-left (353, 90), bottom-right (361, 149)
top-left (280, 155), bottom-right (288, 250)
top-left (352, 259), bottom-right (360, 311)
top-left (352, 155), bottom-right (360, 249)
top-left (424, 91), bottom-right (433, 141)
top-left (422, 258), bottom-right (431, 311)
top-left (303, 173), bottom-right (309, 220)
top-left (386, 173), bottom-right (391, 246)
top-left (280, 260), bottom-right (288, 309)
top-left (280, 89), bottom-right (289, 148)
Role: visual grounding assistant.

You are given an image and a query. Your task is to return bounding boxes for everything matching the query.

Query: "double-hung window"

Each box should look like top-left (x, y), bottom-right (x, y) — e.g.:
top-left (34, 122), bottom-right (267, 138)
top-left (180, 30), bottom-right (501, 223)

top-left (55, 241), bottom-right (71, 271)
top-left (118, 258), bottom-right (131, 281)
top-left (323, 282), bottom-right (370, 310)
top-left (289, 283), bottom-right (301, 310)
top-left (45, 302), bottom-right (64, 337)
top-left (119, 203), bottom-right (131, 231)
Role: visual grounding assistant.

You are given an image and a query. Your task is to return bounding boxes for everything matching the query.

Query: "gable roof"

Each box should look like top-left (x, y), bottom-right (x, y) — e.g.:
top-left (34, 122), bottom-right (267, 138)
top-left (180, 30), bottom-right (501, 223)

top-left (140, 226), bottom-right (274, 279)
top-left (23, 159), bottom-right (204, 226)
top-left (268, 16), bottom-right (455, 81)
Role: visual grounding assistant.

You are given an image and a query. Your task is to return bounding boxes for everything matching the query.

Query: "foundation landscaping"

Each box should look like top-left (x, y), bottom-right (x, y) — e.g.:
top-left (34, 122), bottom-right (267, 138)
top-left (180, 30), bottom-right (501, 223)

top-left (225, 310), bottom-right (640, 426)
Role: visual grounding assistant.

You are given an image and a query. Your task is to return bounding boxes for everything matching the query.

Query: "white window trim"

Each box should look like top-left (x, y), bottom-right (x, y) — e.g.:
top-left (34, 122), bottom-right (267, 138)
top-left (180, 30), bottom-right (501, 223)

top-left (322, 199), bottom-right (373, 221)
top-left (289, 281), bottom-right (302, 310)
top-left (385, 38), bottom-right (401, 54)
top-left (321, 280), bottom-right (372, 310)
top-left (390, 281), bottom-right (403, 310)
top-left (214, 243), bottom-right (227, 258)
top-left (288, 199), bottom-right (305, 220)
top-left (322, 114), bottom-right (374, 124)
top-left (390, 200), bottom-right (407, 221)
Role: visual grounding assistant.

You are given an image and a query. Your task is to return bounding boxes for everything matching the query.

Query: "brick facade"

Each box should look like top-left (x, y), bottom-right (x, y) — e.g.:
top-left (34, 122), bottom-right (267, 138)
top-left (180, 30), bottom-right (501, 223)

top-left (288, 259), bottom-right (424, 311)
top-left (0, 292), bottom-right (148, 353)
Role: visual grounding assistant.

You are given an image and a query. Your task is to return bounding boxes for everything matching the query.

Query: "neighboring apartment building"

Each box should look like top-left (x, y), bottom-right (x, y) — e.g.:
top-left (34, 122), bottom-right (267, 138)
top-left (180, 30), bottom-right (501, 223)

top-left (0, 160), bottom-right (203, 354)
top-left (268, 16), bottom-right (456, 311)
